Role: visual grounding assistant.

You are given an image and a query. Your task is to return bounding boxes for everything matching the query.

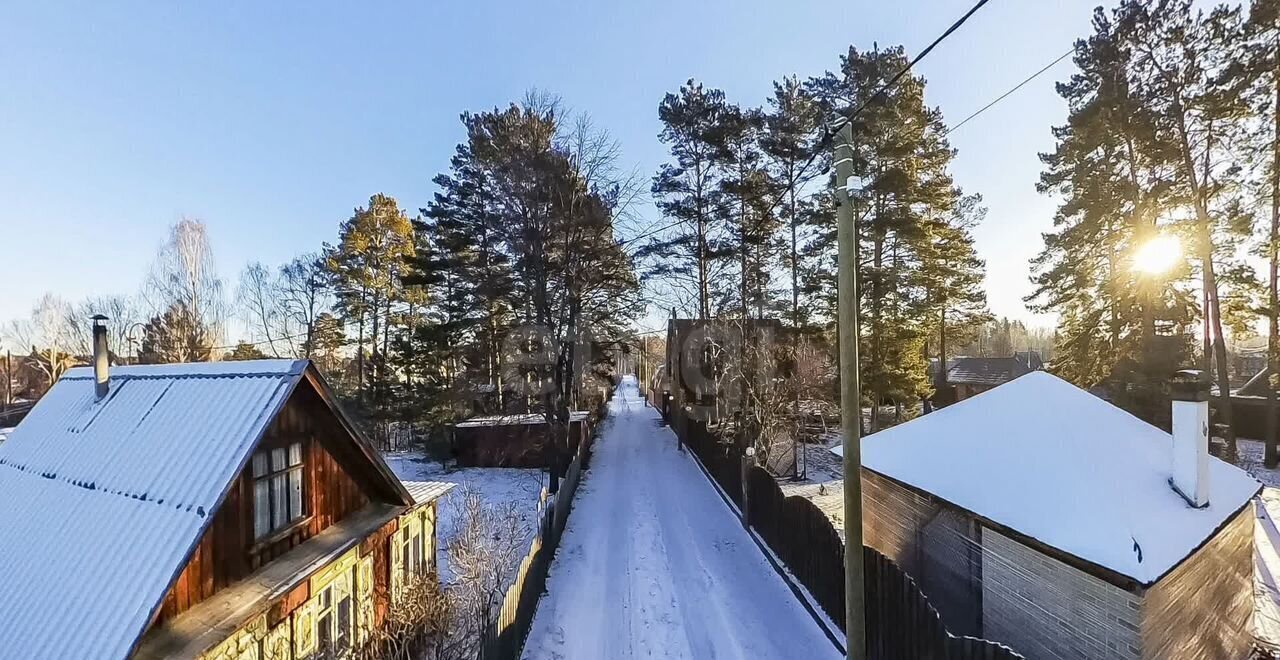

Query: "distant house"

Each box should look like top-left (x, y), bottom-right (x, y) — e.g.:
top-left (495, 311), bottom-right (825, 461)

top-left (665, 317), bottom-right (789, 417)
top-left (452, 411), bottom-right (592, 467)
top-left (0, 358), bottom-right (451, 659)
top-left (1233, 336), bottom-right (1269, 387)
top-left (943, 352), bottom-right (1043, 401)
top-left (851, 371), bottom-right (1260, 659)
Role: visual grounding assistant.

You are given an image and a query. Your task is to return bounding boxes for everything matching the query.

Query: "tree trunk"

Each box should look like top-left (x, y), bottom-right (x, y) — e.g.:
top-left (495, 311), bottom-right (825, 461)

top-left (1268, 55), bottom-right (1280, 468)
top-left (938, 305), bottom-right (948, 395)
top-left (1174, 107), bottom-right (1236, 458)
top-left (789, 182), bottom-right (800, 328)
top-left (696, 164), bottom-right (710, 320)
top-left (356, 291), bottom-right (367, 400)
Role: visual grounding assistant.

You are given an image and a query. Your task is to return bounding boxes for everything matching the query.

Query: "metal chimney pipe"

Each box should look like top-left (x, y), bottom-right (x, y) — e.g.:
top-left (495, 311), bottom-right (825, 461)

top-left (92, 314), bottom-right (109, 400)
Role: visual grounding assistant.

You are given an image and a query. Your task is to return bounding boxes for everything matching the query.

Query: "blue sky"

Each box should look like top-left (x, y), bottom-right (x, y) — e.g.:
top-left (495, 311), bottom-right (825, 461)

top-left (0, 1), bottom-right (1096, 333)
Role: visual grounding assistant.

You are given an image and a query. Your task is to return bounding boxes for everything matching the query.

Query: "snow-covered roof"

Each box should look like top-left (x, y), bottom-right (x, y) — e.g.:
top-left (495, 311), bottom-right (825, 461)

top-left (0, 359), bottom-right (312, 659)
top-left (402, 480), bottom-right (455, 505)
top-left (455, 411), bottom-right (590, 428)
top-left (844, 371), bottom-right (1261, 584)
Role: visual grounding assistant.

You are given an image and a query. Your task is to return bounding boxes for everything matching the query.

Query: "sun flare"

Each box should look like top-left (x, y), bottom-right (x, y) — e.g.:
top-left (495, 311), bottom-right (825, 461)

top-left (1133, 234), bottom-right (1182, 275)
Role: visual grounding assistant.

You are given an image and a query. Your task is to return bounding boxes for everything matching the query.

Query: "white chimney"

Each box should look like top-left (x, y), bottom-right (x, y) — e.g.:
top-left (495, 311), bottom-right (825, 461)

top-left (91, 314), bottom-right (109, 401)
top-left (1169, 370), bottom-right (1210, 508)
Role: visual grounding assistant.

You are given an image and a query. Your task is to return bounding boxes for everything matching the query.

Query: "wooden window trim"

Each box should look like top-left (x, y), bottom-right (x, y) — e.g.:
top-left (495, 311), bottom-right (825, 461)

top-left (251, 440), bottom-right (308, 543)
top-left (249, 514), bottom-right (314, 554)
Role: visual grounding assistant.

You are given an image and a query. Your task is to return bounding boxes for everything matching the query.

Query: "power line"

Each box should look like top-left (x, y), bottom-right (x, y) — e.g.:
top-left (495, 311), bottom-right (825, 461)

top-left (944, 49), bottom-right (1073, 137)
top-left (624, 0), bottom-right (995, 253)
top-left (827, 0), bottom-right (993, 139)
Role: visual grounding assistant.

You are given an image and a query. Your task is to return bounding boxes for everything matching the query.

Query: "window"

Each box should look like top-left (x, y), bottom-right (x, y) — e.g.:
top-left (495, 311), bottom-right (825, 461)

top-left (401, 530), bottom-right (424, 584)
top-left (252, 441), bottom-right (305, 540)
top-left (316, 587), bottom-right (333, 651)
top-left (315, 569), bottom-right (354, 657)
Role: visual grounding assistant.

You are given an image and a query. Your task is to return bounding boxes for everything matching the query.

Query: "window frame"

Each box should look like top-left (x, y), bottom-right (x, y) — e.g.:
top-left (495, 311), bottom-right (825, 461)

top-left (314, 568), bottom-right (355, 657)
top-left (250, 439), bottom-right (308, 543)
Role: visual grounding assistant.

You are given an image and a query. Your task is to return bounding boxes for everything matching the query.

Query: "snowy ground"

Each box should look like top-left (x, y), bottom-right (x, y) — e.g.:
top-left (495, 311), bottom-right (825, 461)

top-left (521, 376), bottom-right (840, 660)
top-left (779, 440), bottom-right (846, 536)
top-left (384, 453), bottom-right (544, 582)
top-left (1236, 438), bottom-right (1280, 488)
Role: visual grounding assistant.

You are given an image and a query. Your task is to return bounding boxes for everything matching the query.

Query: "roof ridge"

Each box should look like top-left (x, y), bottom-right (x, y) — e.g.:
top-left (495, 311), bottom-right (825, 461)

top-left (60, 371), bottom-right (296, 381)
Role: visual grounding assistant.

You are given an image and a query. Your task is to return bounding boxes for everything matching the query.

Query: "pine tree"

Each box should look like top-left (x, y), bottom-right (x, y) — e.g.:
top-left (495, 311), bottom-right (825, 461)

top-left (1029, 6), bottom-right (1195, 392)
top-left (641, 81), bottom-right (734, 319)
top-left (138, 302), bottom-right (214, 364)
top-left (1239, 0), bottom-right (1280, 466)
top-left (720, 103), bottom-right (779, 319)
top-left (761, 77), bottom-right (825, 328)
top-left (919, 192), bottom-right (991, 391)
top-left (324, 194), bottom-right (415, 412)
top-left (1129, 0), bottom-right (1258, 455)
top-left (809, 46), bottom-right (960, 430)
top-left (431, 96), bottom-right (640, 489)
top-left (225, 341), bottom-right (268, 361)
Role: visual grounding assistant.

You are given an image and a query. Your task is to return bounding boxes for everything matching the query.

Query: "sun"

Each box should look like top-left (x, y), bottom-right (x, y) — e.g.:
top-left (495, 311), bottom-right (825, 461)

top-left (1133, 234), bottom-right (1182, 275)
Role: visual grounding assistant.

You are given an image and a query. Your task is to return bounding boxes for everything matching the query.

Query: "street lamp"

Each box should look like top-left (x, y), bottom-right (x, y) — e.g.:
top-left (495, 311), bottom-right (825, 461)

top-left (125, 322), bottom-right (147, 364)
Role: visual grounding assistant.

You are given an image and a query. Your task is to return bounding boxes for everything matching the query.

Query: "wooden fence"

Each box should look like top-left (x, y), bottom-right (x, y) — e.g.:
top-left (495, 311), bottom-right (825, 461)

top-left (476, 413), bottom-right (596, 660)
top-left (674, 407), bottom-right (743, 508)
top-left (673, 408), bottom-right (1022, 660)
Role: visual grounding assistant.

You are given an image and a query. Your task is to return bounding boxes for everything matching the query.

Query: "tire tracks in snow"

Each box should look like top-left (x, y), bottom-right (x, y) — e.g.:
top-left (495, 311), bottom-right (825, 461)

top-left (521, 378), bottom-right (839, 660)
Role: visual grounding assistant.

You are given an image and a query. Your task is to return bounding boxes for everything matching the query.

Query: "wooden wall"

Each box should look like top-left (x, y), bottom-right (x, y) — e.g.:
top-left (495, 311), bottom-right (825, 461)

top-left (861, 469), bottom-right (982, 636)
top-left (1140, 503), bottom-right (1255, 659)
top-left (153, 383), bottom-right (373, 625)
top-left (454, 420), bottom-right (587, 468)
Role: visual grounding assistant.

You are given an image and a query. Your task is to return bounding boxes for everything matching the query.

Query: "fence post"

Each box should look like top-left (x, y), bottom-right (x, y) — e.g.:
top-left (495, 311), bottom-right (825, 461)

top-left (741, 448), bottom-right (754, 528)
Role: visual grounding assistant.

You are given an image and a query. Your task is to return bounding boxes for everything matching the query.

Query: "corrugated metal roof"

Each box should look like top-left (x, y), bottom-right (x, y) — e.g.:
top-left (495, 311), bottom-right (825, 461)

top-left (946, 356), bottom-right (1038, 387)
top-left (0, 359), bottom-right (305, 660)
top-left (455, 411), bottom-right (590, 428)
top-left (401, 480), bottom-right (455, 505)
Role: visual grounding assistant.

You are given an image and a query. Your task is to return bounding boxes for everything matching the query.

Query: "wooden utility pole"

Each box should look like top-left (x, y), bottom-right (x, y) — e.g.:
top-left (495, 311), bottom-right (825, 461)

top-left (836, 123), bottom-right (866, 658)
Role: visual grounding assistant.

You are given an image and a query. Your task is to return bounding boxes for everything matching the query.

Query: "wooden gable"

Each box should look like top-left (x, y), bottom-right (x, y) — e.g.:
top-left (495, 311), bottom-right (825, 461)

top-left (151, 371), bottom-right (407, 627)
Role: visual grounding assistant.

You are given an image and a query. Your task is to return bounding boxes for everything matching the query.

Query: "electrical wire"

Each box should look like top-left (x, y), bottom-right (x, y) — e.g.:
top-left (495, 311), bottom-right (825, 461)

top-left (944, 49), bottom-right (1074, 137)
top-left (623, 0), bottom-right (997, 254)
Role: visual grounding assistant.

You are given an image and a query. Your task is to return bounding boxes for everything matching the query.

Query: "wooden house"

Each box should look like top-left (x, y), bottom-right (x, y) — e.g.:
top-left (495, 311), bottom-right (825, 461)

top-left (0, 358), bottom-right (451, 660)
top-left (852, 371), bottom-right (1260, 659)
top-left (664, 317), bottom-right (789, 418)
top-left (940, 353), bottom-right (1043, 402)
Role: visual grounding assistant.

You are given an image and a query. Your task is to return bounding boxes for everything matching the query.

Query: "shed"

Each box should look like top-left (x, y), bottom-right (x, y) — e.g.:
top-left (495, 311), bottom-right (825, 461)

top-left (849, 371), bottom-right (1260, 659)
top-left (452, 411), bottom-right (591, 467)
top-left (0, 359), bottom-right (452, 660)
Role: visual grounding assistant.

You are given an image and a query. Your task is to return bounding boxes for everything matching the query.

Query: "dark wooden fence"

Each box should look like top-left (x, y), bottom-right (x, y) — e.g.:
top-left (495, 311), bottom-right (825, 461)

top-left (672, 407), bottom-right (1022, 660)
top-left (476, 411), bottom-right (597, 660)
top-left (674, 407), bottom-right (743, 508)
top-left (746, 467), bottom-right (844, 621)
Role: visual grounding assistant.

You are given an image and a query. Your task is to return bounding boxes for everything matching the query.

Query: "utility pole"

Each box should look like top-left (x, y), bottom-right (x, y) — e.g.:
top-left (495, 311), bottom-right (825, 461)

top-left (835, 123), bottom-right (866, 659)
top-left (3, 350), bottom-right (10, 410)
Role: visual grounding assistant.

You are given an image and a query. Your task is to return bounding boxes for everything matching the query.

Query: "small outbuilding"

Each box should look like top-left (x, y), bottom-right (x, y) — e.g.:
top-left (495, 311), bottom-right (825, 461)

top-left (451, 411), bottom-right (591, 468)
top-left (852, 371), bottom-right (1260, 659)
top-left (0, 357), bottom-right (451, 660)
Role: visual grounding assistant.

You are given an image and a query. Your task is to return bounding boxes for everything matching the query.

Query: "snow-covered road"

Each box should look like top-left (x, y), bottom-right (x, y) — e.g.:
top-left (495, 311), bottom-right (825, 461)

top-left (521, 376), bottom-right (841, 660)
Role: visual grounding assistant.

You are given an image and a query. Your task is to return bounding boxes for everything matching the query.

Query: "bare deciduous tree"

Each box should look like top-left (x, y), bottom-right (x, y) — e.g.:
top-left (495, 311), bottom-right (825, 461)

top-left (146, 217), bottom-right (226, 349)
top-left (63, 295), bottom-right (141, 360)
top-left (5, 293), bottom-right (76, 389)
